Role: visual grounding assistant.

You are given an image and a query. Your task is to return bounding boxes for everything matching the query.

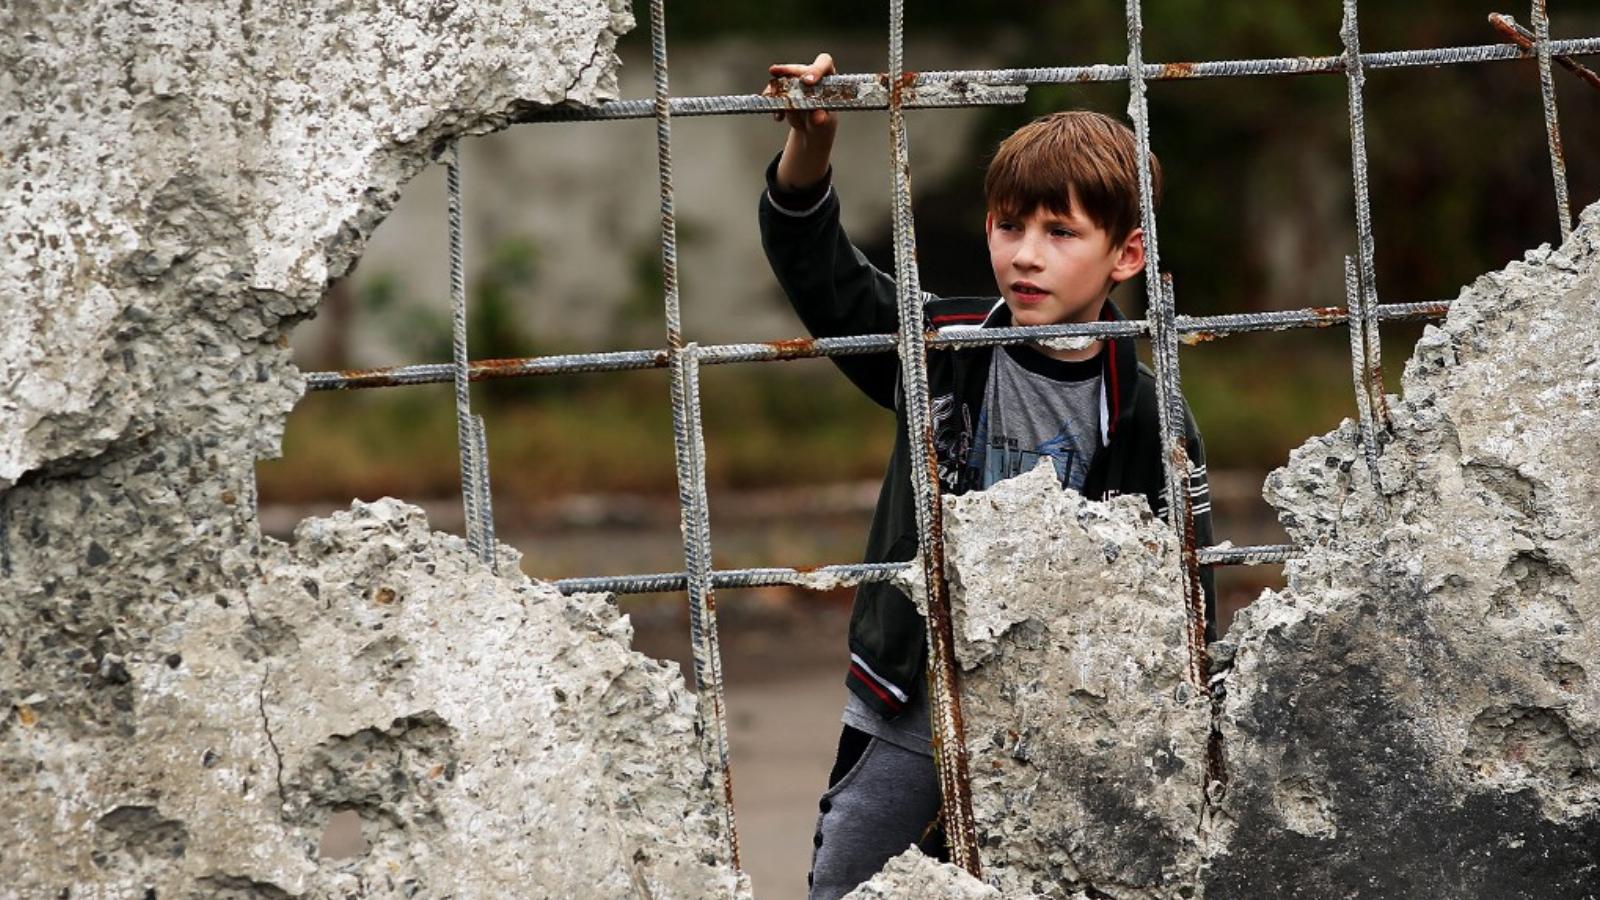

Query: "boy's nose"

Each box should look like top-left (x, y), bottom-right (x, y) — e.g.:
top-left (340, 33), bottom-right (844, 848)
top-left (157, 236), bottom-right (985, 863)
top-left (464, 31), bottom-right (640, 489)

top-left (1012, 232), bottom-right (1044, 269)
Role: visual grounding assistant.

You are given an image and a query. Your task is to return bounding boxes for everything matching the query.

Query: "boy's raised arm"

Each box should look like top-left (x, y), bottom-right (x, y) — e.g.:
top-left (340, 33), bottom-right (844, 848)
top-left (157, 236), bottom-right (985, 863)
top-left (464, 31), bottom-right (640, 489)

top-left (759, 52), bottom-right (903, 410)
top-left (764, 53), bottom-right (838, 192)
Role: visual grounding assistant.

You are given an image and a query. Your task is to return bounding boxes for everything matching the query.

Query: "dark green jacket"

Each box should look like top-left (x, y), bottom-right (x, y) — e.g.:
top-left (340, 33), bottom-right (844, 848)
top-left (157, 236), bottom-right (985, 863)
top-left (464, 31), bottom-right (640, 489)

top-left (760, 172), bottom-right (1215, 719)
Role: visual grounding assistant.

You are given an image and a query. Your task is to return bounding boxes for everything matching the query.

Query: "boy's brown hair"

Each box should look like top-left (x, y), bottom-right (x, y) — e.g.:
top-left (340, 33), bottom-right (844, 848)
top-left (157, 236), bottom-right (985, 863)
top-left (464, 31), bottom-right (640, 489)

top-left (984, 110), bottom-right (1161, 246)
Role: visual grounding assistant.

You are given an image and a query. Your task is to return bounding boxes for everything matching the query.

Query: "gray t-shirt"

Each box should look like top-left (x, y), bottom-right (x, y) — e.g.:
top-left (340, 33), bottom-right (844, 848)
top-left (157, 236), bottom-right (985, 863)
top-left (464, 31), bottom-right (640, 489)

top-left (845, 343), bottom-right (1102, 755)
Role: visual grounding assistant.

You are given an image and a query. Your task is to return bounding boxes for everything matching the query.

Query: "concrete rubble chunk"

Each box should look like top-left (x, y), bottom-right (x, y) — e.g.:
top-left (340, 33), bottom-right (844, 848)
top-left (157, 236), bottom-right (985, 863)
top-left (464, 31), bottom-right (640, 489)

top-left (6, 499), bottom-right (750, 898)
top-left (1205, 203), bottom-right (1600, 896)
top-left (942, 463), bottom-right (1210, 899)
top-left (0, 0), bottom-right (632, 491)
top-left (841, 847), bottom-right (1002, 899)
top-left (2, 1), bottom-right (750, 896)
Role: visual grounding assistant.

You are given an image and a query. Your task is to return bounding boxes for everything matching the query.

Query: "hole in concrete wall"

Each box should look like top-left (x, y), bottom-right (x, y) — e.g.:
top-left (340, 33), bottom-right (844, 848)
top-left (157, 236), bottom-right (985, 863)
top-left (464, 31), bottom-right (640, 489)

top-left (317, 810), bottom-right (369, 860)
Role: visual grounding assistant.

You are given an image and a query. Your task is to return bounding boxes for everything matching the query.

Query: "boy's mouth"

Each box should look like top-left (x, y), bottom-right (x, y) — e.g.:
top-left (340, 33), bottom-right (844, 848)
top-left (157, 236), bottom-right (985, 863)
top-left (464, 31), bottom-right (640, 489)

top-left (1011, 281), bottom-right (1049, 300)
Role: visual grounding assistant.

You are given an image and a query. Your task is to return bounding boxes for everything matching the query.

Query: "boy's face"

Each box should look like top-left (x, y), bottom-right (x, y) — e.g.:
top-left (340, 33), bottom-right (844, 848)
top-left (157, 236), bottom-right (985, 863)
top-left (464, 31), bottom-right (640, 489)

top-left (985, 199), bottom-right (1145, 328)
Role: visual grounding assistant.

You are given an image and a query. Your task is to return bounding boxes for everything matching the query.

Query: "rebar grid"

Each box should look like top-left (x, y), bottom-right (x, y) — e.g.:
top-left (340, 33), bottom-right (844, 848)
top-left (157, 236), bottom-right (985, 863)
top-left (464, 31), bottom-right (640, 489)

top-left (300, 2), bottom-right (1599, 885)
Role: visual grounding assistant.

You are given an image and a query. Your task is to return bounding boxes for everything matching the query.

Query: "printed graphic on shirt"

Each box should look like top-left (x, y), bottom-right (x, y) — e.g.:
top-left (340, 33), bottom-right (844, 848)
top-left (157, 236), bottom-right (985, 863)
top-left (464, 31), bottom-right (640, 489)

top-left (970, 413), bottom-right (1089, 491)
top-left (930, 391), bottom-right (971, 491)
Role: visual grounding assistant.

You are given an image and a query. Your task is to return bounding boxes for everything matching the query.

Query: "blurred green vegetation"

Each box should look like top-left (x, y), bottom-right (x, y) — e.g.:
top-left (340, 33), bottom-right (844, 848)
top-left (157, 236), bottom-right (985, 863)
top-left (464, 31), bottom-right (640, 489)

top-left (258, 364), bottom-right (899, 503)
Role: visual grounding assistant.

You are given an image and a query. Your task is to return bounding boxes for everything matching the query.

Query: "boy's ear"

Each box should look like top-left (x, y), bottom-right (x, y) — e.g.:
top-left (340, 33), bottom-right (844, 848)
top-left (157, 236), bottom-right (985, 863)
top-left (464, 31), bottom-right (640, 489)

top-left (1109, 228), bottom-right (1146, 284)
top-left (983, 211), bottom-right (994, 238)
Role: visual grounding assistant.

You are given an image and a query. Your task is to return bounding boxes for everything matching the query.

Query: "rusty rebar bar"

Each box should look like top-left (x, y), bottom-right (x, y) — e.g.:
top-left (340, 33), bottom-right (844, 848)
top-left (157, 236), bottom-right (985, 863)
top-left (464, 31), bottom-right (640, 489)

top-left (1125, 0), bottom-right (1209, 692)
top-left (1531, 1), bottom-right (1573, 240)
top-left (647, 0), bottom-right (739, 870)
top-left (518, 38), bottom-right (1600, 124)
top-left (1342, 0), bottom-right (1392, 433)
top-left (1489, 12), bottom-right (1600, 91)
top-left (886, 0), bottom-right (980, 874)
top-left (305, 301), bottom-right (1452, 392)
top-left (445, 144), bottom-right (488, 563)
top-left (552, 543), bottom-right (1296, 597)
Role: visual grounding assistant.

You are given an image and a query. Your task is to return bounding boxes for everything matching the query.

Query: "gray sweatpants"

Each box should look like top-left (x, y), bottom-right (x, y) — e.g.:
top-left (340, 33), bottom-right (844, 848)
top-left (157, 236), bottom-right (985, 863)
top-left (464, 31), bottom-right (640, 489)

top-left (807, 731), bottom-right (941, 900)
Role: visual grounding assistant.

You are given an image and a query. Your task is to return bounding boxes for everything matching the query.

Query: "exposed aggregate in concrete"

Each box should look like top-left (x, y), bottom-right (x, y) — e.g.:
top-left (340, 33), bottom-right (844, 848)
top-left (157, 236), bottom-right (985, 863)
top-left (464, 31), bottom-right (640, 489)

top-left (942, 464), bottom-right (1210, 899)
top-left (1204, 203), bottom-right (1600, 898)
top-left (841, 847), bottom-right (1002, 899)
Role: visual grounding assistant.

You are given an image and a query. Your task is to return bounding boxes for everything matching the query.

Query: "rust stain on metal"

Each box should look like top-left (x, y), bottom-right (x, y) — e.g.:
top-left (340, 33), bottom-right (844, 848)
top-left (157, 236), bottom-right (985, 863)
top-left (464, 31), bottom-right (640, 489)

top-left (888, 70), bottom-right (918, 106)
top-left (468, 356), bottom-right (534, 381)
top-left (1300, 305), bottom-right (1350, 329)
top-left (1489, 11), bottom-right (1600, 92)
top-left (812, 82), bottom-right (863, 103)
top-left (1206, 726), bottom-right (1229, 797)
top-left (1169, 442), bottom-right (1209, 692)
top-left (1367, 361), bottom-right (1392, 424)
top-left (1490, 12), bottom-right (1532, 49)
top-left (915, 416), bottom-right (981, 875)
top-left (1549, 116), bottom-right (1567, 168)
top-left (1180, 331), bottom-right (1220, 345)
top-left (721, 760), bottom-right (741, 869)
top-left (764, 337), bottom-right (818, 360)
top-left (1159, 61), bottom-right (1197, 79)
top-left (652, 350), bottom-right (671, 367)
top-left (333, 365), bottom-right (404, 388)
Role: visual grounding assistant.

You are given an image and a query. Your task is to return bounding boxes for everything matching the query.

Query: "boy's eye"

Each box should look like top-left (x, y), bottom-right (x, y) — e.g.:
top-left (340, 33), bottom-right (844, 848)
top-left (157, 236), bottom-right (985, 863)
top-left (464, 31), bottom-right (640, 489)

top-left (1050, 227), bottom-right (1077, 238)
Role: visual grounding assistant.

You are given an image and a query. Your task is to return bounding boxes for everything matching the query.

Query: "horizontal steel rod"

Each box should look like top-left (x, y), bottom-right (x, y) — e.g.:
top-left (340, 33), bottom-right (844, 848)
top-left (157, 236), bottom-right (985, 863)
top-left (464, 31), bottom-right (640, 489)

top-left (519, 38), bottom-right (1600, 124)
top-left (552, 543), bottom-right (1294, 596)
top-left (305, 300), bottom-right (1450, 391)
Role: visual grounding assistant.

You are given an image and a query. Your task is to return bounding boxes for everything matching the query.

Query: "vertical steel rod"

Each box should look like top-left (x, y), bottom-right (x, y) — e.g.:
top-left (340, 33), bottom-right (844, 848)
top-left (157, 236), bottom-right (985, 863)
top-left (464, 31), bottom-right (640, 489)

top-left (1341, 0), bottom-right (1392, 431)
top-left (1532, 0), bottom-right (1573, 240)
top-left (1125, 0), bottom-right (1208, 691)
top-left (886, 0), bottom-right (981, 875)
top-left (447, 143), bottom-right (484, 560)
top-left (648, 0), bottom-right (740, 870)
top-left (471, 414), bottom-right (498, 572)
top-left (1343, 257), bottom-right (1384, 492)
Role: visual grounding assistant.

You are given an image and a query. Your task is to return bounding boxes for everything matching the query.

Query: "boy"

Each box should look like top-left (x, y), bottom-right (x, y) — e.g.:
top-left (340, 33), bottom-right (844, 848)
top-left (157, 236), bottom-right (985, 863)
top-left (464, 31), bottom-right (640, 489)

top-left (760, 54), bottom-right (1215, 899)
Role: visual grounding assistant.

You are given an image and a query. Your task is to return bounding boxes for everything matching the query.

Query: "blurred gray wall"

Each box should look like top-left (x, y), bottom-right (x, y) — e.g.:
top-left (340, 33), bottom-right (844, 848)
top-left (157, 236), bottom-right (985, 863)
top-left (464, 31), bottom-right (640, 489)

top-left (294, 37), bottom-right (1010, 366)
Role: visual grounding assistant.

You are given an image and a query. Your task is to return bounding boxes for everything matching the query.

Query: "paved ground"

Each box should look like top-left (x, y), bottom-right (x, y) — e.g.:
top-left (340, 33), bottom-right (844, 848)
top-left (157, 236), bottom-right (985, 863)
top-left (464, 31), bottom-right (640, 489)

top-left (632, 598), bottom-right (852, 900)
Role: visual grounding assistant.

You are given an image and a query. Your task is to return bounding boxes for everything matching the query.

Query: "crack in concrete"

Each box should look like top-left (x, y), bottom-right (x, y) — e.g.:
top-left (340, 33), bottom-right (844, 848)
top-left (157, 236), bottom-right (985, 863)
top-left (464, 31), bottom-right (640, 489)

top-left (564, 35), bottom-right (611, 97)
top-left (243, 591), bottom-right (287, 807)
top-left (257, 672), bottom-right (287, 808)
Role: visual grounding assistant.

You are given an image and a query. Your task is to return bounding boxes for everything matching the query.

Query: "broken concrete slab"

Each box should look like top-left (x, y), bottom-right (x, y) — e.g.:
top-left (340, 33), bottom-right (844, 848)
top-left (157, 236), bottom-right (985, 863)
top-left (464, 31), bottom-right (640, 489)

top-left (1, 1), bottom-right (750, 896)
top-left (841, 847), bottom-right (1002, 899)
top-left (943, 463), bottom-right (1211, 899)
top-left (6, 499), bottom-right (749, 898)
top-left (0, 0), bottom-right (631, 491)
top-left (1204, 203), bottom-right (1600, 897)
